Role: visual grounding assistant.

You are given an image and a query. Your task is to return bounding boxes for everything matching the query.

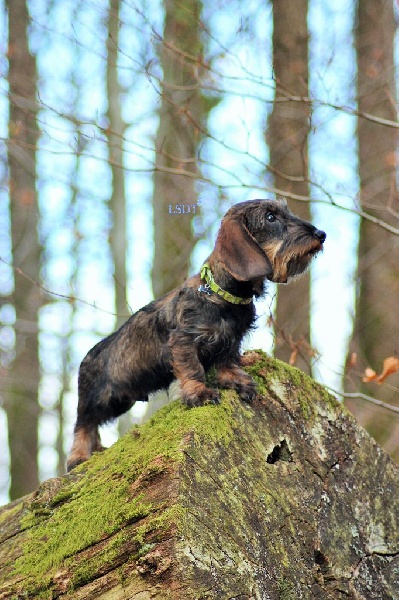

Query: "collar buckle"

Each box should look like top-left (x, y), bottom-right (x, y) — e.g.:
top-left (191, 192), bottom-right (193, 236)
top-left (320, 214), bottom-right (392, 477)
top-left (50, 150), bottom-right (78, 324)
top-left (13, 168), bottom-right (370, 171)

top-left (198, 283), bottom-right (212, 295)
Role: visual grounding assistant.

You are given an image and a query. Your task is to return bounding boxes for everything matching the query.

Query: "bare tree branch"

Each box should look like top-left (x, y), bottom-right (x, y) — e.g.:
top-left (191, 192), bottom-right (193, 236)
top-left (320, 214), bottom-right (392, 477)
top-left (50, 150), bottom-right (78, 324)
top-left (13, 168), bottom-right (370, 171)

top-left (0, 257), bottom-right (122, 317)
top-left (330, 389), bottom-right (399, 415)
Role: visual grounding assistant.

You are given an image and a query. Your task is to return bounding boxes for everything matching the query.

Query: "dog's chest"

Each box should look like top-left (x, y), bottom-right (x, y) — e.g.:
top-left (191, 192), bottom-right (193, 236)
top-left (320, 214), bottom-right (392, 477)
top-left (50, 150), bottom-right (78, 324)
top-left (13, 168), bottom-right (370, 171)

top-left (195, 303), bottom-right (255, 354)
top-left (213, 312), bottom-right (249, 341)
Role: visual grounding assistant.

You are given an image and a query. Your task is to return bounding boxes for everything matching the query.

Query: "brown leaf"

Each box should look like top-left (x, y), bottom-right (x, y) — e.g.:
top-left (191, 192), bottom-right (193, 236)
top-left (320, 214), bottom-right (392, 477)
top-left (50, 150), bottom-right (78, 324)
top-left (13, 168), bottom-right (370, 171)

top-left (376, 356), bottom-right (399, 384)
top-left (347, 352), bottom-right (357, 369)
top-left (266, 315), bottom-right (274, 328)
top-left (362, 357), bottom-right (399, 384)
top-left (289, 349), bottom-right (298, 366)
top-left (362, 367), bottom-right (378, 383)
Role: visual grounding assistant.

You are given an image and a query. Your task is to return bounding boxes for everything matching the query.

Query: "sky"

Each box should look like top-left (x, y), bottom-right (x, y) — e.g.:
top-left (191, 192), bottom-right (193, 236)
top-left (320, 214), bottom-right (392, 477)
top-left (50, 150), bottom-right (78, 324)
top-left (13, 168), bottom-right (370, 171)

top-left (0, 0), bottom-right (396, 503)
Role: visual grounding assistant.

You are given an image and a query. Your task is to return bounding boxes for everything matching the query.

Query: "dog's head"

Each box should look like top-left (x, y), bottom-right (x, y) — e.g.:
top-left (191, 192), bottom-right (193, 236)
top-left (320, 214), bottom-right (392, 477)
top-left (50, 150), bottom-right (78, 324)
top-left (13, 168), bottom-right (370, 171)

top-left (213, 199), bottom-right (326, 284)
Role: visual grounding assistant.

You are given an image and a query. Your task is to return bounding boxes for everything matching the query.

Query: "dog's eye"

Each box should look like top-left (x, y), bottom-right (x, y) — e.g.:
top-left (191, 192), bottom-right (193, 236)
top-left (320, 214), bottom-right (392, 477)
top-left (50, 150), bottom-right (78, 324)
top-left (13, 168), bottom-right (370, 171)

top-left (266, 212), bottom-right (276, 223)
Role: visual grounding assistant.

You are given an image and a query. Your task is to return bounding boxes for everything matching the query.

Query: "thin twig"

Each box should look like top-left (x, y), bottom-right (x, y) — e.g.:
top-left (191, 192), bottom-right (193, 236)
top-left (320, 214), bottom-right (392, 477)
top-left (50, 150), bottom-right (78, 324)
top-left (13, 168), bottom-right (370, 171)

top-left (329, 388), bottom-right (399, 415)
top-left (0, 257), bottom-right (124, 317)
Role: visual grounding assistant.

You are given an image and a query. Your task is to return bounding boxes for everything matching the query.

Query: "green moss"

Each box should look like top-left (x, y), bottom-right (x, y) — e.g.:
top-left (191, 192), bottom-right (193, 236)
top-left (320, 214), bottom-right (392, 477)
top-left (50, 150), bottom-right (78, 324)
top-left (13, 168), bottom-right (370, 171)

top-left (49, 485), bottom-right (76, 507)
top-left (0, 500), bottom-right (23, 525)
top-left (142, 392), bottom-right (237, 452)
top-left (8, 398), bottom-right (236, 596)
top-left (5, 352), bottom-right (346, 597)
top-left (137, 542), bottom-right (155, 557)
top-left (277, 578), bottom-right (296, 600)
top-left (15, 485), bottom-right (152, 595)
top-left (135, 505), bottom-right (187, 552)
top-left (69, 530), bottom-right (128, 589)
top-left (69, 505), bottom-right (186, 592)
top-left (244, 349), bottom-right (340, 420)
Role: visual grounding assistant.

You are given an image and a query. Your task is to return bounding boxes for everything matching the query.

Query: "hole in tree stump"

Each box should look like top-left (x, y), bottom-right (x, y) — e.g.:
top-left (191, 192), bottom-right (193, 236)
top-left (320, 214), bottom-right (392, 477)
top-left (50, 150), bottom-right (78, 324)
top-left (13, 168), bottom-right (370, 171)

top-left (266, 439), bottom-right (292, 464)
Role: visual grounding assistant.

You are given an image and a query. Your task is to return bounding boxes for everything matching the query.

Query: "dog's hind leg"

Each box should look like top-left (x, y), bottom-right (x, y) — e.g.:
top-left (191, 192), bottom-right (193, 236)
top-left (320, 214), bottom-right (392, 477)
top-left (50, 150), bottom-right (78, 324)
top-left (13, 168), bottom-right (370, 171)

top-left (67, 371), bottom-right (140, 471)
top-left (66, 421), bottom-right (104, 471)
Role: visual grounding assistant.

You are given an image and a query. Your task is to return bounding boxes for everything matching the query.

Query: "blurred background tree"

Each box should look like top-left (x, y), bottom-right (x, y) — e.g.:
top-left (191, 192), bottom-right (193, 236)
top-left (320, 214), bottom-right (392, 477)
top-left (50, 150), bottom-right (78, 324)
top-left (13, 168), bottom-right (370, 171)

top-left (346, 0), bottom-right (399, 453)
top-left (268, 0), bottom-right (312, 373)
top-left (106, 0), bottom-right (131, 436)
top-left (5, 0), bottom-right (41, 499)
top-left (0, 0), bottom-right (397, 502)
top-left (152, 0), bottom-right (208, 298)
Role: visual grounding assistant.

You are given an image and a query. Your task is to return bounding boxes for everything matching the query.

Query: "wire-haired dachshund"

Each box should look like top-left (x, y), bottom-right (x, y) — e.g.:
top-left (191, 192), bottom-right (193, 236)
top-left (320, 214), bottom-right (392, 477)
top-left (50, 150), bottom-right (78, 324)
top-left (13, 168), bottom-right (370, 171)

top-left (67, 199), bottom-right (326, 470)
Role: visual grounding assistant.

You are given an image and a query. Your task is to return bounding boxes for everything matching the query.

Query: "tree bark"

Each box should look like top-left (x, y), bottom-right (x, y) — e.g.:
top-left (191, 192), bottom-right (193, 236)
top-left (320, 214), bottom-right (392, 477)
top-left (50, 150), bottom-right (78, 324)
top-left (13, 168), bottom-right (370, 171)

top-left (346, 0), bottom-right (399, 459)
top-left (107, 0), bottom-right (128, 330)
top-left (149, 0), bottom-right (211, 413)
top-left (151, 0), bottom-right (206, 297)
top-left (1, 352), bottom-right (397, 599)
top-left (5, 0), bottom-right (41, 499)
top-left (268, 0), bottom-right (312, 374)
top-left (106, 0), bottom-right (132, 436)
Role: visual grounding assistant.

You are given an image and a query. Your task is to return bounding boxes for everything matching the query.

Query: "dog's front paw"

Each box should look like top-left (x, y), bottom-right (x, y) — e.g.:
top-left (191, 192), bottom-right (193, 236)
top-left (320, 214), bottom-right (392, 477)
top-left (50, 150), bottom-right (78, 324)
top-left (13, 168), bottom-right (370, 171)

top-left (236, 382), bottom-right (258, 404)
top-left (216, 367), bottom-right (258, 403)
top-left (182, 385), bottom-right (220, 408)
top-left (200, 387), bottom-right (220, 406)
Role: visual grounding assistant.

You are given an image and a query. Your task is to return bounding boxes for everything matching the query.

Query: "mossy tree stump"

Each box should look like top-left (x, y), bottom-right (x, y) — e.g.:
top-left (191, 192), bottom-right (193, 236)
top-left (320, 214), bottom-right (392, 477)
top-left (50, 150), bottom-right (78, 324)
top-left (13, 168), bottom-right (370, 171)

top-left (0, 352), bottom-right (398, 599)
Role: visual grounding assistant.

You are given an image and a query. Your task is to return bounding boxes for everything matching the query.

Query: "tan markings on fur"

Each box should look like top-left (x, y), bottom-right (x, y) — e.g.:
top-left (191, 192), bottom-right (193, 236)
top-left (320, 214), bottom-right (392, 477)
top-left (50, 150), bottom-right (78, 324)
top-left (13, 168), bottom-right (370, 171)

top-left (179, 378), bottom-right (207, 397)
top-left (262, 240), bottom-right (283, 263)
top-left (217, 365), bottom-right (252, 387)
top-left (262, 241), bottom-right (286, 282)
top-left (67, 426), bottom-right (100, 467)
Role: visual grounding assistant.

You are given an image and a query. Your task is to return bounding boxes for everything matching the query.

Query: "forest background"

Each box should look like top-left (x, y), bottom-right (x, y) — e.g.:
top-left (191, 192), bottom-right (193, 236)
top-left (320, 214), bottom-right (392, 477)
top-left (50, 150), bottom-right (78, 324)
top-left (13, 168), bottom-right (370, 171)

top-left (0, 0), bottom-right (398, 503)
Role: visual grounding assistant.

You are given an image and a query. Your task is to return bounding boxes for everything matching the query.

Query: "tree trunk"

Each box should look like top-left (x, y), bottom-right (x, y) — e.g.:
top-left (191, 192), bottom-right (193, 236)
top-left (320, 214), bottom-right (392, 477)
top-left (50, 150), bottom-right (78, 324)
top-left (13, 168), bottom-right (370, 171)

top-left (149, 0), bottom-right (210, 413)
top-left (5, 0), bottom-right (41, 500)
top-left (151, 0), bottom-right (205, 297)
top-left (268, 0), bottom-right (312, 374)
top-left (1, 351), bottom-right (398, 599)
top-left (346, 0), bottom-right (399, 459)
top-left (107, 0), bottom-right (128, 330)
top-left (106, 0), bottom-right (132, 436)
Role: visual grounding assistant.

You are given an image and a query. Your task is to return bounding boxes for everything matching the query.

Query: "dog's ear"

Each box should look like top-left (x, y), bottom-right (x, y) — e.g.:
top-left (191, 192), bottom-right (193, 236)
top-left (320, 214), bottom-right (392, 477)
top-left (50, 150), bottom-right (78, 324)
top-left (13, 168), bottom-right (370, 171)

top-left (213, 216), bottom-right (273, 281)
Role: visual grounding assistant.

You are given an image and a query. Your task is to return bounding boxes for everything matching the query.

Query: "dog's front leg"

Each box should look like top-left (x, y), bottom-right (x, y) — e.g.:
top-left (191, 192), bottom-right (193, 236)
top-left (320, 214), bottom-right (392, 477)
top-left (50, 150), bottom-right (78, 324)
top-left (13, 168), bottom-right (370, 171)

top-left (168, 331), bottom-right (220, 407)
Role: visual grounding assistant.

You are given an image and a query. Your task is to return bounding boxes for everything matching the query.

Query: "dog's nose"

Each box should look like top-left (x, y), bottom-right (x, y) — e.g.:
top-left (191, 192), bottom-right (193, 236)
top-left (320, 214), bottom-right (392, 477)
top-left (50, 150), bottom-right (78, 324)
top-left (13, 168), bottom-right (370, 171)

top-left (314, 229), bottom-right (326, 243)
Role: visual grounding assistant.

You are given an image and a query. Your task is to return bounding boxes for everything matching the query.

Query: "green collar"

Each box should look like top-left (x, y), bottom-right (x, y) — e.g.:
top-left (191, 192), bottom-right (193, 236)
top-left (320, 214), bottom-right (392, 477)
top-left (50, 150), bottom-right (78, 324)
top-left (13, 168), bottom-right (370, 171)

top-left (199, 263), bottom-right (253, 305)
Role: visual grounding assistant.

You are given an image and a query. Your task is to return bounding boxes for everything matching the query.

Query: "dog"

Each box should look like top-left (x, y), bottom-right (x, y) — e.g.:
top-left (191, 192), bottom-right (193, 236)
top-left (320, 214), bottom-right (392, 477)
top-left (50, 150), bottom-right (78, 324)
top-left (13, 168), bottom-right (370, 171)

top-left (67, 199), bottom-right (326, 471)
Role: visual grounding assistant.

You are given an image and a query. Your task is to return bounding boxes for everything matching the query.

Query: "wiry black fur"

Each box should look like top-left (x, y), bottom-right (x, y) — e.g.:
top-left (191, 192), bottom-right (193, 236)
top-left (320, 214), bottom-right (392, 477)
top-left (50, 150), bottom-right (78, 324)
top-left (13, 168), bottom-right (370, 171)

top-left (67, 199), bottom-right (326, 471)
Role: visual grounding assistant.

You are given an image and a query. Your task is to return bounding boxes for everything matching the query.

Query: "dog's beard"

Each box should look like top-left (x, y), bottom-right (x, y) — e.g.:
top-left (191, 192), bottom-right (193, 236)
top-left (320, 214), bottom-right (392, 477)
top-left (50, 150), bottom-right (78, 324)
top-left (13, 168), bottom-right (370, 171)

top-left (270, 245), bottom-right (322, 283)
top-left (286, 247), bottom-right (322, 280)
